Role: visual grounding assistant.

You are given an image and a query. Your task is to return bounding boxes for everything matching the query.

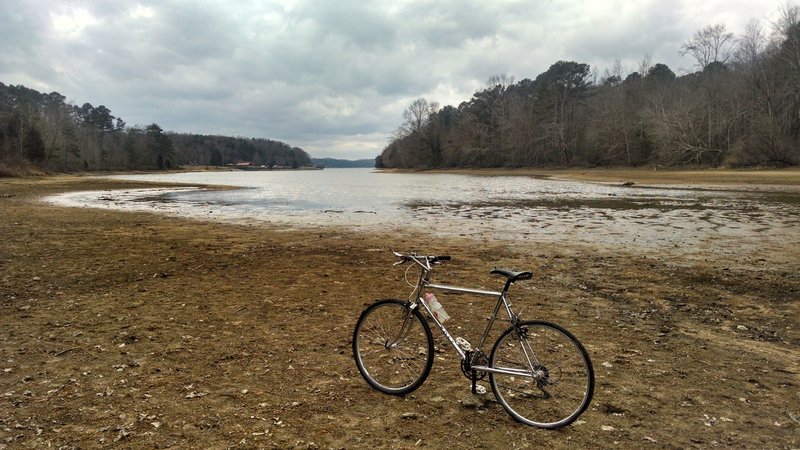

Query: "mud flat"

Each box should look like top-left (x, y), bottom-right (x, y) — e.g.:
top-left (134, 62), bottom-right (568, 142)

top-left (1, 175), bottom-right (798, 448)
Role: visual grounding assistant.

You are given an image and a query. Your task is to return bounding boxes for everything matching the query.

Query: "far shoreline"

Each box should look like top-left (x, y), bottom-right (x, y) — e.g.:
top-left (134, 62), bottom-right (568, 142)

top-left (377, 166), bottom-right (800, 187)
top-left (4, 165), bottom-right (800, 187)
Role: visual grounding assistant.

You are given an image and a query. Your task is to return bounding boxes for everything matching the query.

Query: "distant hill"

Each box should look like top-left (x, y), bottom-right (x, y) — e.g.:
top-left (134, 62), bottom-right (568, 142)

top-left (311, 158), bottom-right (375, 168)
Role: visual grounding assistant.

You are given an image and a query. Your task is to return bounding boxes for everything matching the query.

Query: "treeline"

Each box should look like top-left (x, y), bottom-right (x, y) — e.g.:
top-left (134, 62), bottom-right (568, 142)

top-left (379, 8), bottom-right (800, 169)
top-left (0, 83), bottom-right (310, 175)
top-left (170, 134), bottom-right (310, 168)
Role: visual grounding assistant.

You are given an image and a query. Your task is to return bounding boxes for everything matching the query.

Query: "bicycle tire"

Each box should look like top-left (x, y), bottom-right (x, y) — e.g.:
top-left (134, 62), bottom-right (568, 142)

top-left (489, 320), bottom-right (594, 428)
top-left (352, 299), bottom-right (434, 395)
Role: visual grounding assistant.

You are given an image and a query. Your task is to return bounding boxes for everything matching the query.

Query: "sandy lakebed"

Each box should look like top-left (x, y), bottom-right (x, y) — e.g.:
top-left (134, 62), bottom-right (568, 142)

top-left (1, 170), bottom-right (799, 449)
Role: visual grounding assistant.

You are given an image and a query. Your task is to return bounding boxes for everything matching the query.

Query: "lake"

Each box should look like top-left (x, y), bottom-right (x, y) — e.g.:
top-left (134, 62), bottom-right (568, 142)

top-left (46, 168), bottom-right (800, 263)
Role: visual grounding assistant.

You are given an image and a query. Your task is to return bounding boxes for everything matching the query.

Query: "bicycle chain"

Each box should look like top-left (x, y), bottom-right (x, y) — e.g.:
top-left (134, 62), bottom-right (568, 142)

top-left (460, 350), bottom-right (489, 380)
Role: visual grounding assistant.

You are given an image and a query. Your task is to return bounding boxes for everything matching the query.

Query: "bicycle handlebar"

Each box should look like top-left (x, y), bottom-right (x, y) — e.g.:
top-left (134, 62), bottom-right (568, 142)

top-left (392, 250), bottom-right (451, 266)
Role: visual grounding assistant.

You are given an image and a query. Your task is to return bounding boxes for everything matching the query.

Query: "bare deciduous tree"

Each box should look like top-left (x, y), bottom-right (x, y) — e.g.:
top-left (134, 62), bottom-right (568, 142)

top-left (399, 98), bottom-right (439, 138)
top-left (735, 20), bottom-right (767, 66)
top-left (680, 24), bottom-right (736, 70)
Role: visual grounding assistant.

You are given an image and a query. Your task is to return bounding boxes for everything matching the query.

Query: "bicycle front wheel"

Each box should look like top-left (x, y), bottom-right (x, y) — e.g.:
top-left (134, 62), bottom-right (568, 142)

top-left (489, 321), bottom-right (594, 428)
top-left (352, 299), bottom-right (434, 395)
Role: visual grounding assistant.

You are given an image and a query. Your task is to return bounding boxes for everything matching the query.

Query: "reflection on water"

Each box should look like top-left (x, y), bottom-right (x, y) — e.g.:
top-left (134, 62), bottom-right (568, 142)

top-left (45, 168), bottom-right (800, 262)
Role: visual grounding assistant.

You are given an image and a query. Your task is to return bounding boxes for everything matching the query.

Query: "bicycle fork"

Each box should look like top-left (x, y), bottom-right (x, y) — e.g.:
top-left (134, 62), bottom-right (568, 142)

top-left (384, 302), bottom-right (419, 349)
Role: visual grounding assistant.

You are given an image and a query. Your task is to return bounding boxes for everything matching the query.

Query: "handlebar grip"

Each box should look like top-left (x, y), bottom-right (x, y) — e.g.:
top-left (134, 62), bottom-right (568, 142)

top-left (433, 255), bottom-right (451, 263)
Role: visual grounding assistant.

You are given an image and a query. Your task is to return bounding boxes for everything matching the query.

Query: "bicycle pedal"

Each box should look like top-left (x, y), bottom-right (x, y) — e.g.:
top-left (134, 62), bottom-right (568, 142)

top-left (456, 337), bottom-right (472, 352)
top-left (474, 385), bottom-right (487, 395)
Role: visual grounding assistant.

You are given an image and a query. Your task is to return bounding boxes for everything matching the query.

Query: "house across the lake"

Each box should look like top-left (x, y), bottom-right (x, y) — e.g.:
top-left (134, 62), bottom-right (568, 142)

top-left (226, 162), bottom-right (322, 170)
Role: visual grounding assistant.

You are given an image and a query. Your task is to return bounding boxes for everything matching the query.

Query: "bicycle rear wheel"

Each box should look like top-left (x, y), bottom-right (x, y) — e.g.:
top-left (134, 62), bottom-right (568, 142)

top-left (489, 320), bottom-right (594, 428)
top-left (352, 299), bottom-right (434, 395)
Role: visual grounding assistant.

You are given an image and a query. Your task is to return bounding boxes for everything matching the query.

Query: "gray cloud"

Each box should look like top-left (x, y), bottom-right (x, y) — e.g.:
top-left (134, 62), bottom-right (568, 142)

top-left (0, 0), bottom-right (790, 159)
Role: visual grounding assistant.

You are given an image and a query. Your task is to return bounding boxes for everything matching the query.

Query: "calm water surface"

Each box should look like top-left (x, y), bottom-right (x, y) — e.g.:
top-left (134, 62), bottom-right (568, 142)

top-left (48, 168), bottom-right (800, 260)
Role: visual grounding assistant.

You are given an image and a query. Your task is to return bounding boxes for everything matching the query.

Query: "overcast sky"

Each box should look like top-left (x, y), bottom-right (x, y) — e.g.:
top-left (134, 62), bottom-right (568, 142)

top-left (0, 1), bottom-right (790, 159)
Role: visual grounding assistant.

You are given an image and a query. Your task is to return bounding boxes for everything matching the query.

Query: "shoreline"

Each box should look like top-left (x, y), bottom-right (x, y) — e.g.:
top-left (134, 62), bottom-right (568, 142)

top-left (1, 176), bottom-right (798, 448)
top-left (378, 166), bottom-right (800, 187)
top-left (6, 165), bottom-right (800, 187)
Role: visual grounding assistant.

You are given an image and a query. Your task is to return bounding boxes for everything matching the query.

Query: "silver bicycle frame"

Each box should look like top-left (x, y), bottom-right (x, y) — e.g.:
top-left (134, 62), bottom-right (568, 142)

top-left (408, 257), bottom-right (526, 375)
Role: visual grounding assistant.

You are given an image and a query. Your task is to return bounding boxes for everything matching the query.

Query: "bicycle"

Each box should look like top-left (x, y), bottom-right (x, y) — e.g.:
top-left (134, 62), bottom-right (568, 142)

top-left (352, 251), bottom-right (594, 428)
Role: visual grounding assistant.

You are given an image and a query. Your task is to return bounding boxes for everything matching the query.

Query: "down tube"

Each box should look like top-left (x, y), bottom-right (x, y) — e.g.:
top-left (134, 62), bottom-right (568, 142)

top-left (417, 294), bottom-right (466, 360)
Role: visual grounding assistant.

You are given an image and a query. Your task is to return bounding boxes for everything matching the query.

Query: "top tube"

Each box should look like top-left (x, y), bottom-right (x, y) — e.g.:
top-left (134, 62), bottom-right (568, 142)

top-left (425, 282), bottom-right (502, 297)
